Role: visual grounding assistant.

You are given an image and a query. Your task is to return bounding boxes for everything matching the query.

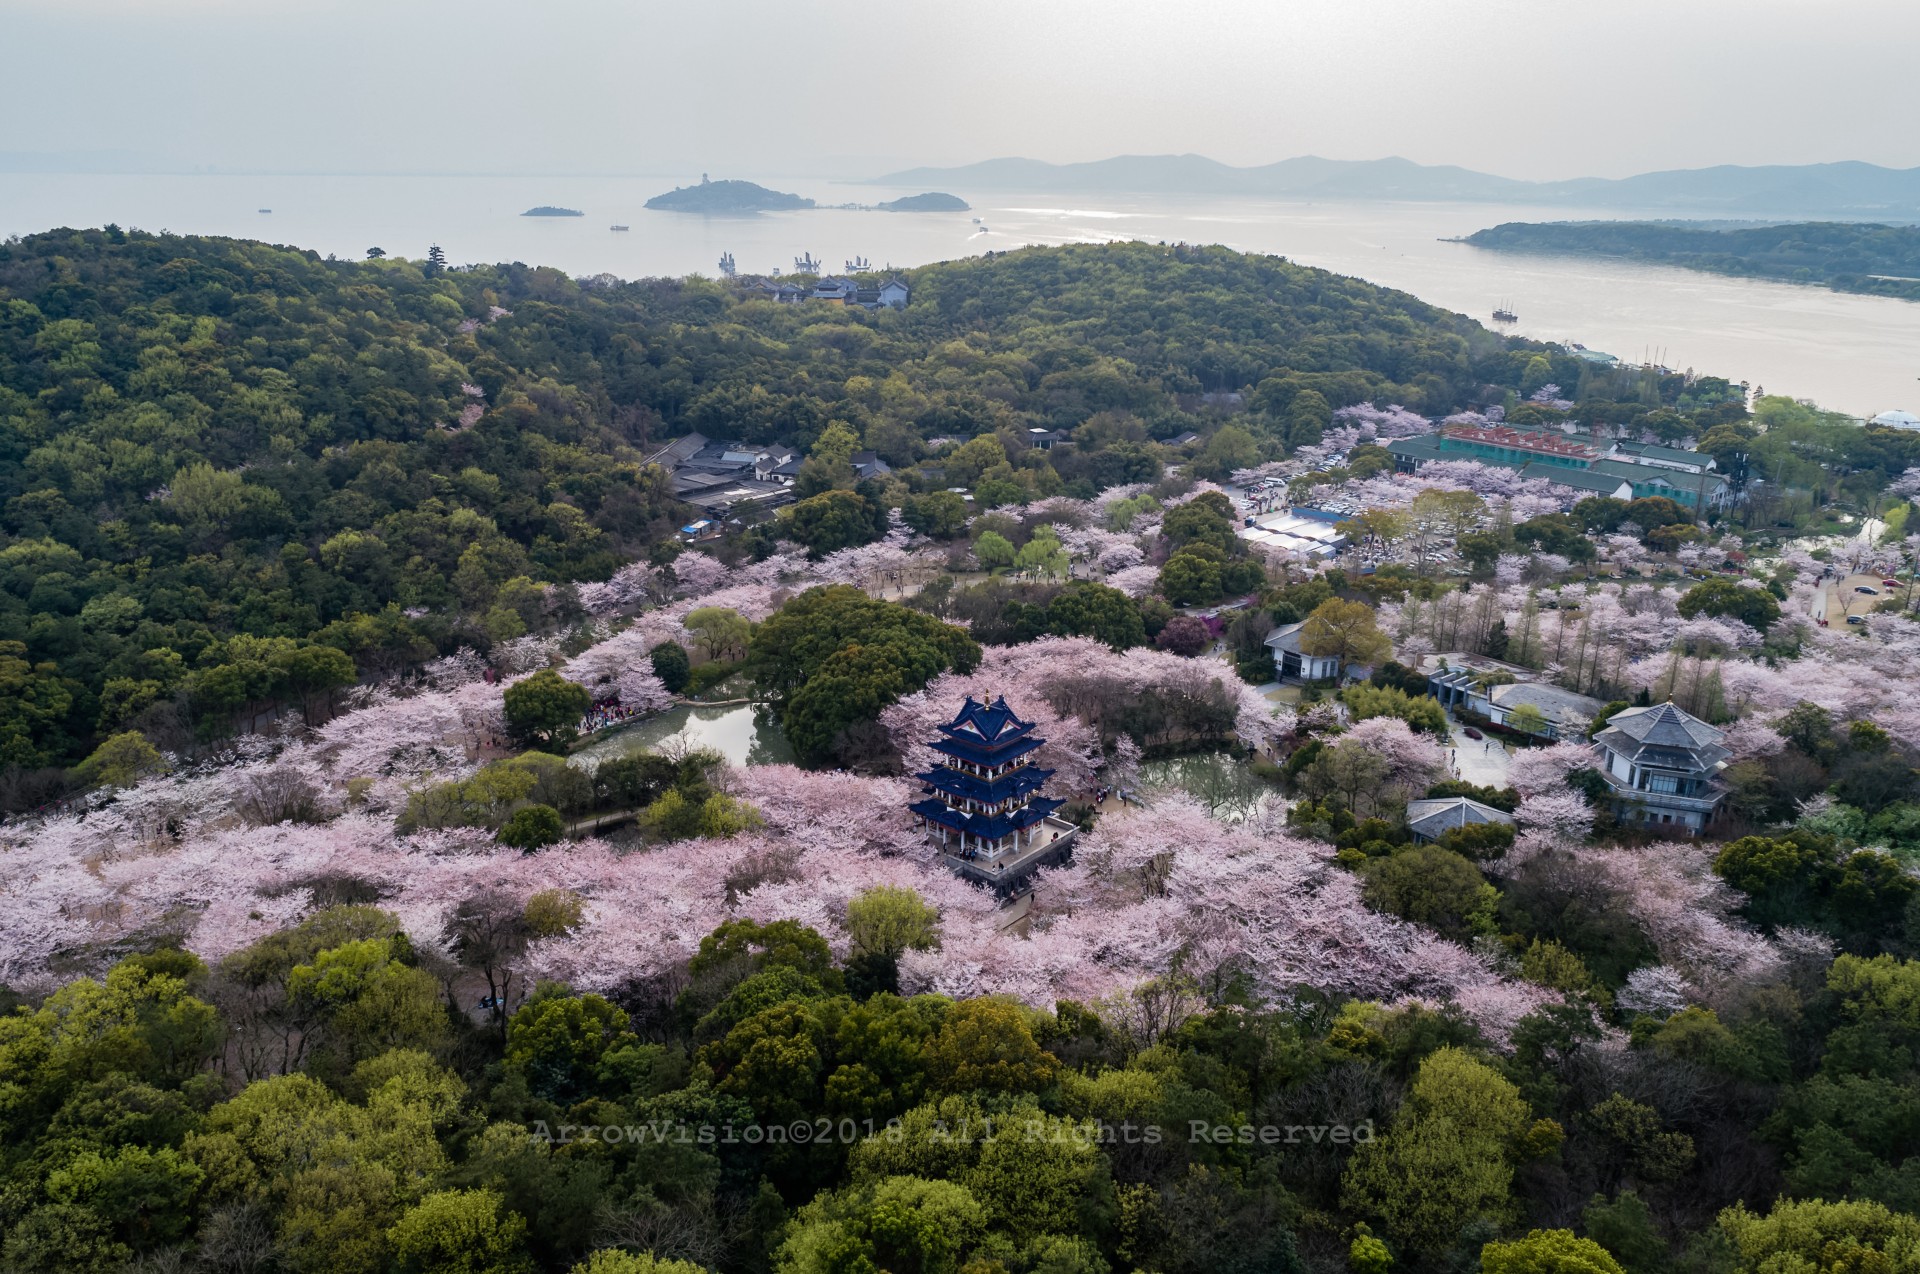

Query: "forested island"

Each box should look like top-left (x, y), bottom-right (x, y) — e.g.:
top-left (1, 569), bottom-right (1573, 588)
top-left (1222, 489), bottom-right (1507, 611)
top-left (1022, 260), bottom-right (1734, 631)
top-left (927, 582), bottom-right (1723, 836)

top-left (11, 226), bottom-right (1920, 1274)
top-left (876, 191), bottom-right (970, 212)
top-left (522, 206), bottom-right (586, 218)
top-left (1467, 219), bottom-right (1920, 302)
top-left (645, 179), bottom-right (815, 213)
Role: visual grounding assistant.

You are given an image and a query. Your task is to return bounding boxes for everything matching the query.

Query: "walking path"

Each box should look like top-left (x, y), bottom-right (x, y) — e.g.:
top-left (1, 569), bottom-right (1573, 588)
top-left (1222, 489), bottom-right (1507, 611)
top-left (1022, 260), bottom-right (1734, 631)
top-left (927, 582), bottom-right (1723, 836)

top-left (1444, 714), bottom-right (1513, 788)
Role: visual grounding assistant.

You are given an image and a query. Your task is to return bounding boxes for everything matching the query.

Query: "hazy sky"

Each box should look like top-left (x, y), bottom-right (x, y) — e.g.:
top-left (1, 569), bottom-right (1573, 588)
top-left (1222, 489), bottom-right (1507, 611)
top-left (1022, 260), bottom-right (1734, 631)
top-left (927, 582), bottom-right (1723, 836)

top-left (5, 0), bottom-right (1916, 180)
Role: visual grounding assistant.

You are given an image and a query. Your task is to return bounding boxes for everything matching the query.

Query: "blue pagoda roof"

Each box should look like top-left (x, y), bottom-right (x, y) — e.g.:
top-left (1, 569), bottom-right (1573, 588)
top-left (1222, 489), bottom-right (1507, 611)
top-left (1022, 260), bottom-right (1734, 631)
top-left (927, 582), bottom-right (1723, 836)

top-left (929, 733), bottom-right (1045, 768)
top-left (942, 695), bottom-right (1038, 742)
top-left (931, 696), bottom-right (1046, 765)
top-left (917, 765), bottom-right (1055, 805)
top-left (911, 796), bottom-right (1064, 839)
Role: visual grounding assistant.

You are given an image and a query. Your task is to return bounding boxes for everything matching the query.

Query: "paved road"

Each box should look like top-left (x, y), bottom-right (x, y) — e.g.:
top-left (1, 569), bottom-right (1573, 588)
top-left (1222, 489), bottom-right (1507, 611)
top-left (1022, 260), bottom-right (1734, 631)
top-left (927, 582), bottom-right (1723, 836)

top-left (1445, 714), bottom-right (1513, 788)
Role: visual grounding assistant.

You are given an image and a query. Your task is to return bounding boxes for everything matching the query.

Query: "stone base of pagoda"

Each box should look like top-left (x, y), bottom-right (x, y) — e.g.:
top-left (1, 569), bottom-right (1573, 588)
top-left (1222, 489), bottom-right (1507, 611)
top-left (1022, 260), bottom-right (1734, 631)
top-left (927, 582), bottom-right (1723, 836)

top-left (939, 816), bottom-right (1079, 902)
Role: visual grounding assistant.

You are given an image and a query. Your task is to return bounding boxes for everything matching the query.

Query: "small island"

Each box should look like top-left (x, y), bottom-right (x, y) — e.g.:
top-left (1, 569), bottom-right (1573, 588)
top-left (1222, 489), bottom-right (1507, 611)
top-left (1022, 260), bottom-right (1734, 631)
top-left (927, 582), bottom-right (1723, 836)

top-left (877, 191), bottom-right (971, 212)
top-left (645, 177), bottom-right (814, 213)
top-left (521, 206), bottom-right (585, 217)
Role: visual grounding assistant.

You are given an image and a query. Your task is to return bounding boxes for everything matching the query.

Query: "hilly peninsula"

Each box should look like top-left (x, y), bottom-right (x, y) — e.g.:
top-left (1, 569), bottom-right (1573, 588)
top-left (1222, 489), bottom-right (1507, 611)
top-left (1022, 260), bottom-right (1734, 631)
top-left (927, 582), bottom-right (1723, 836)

top-left (645, 179), bottom-right (814, 213)
top-left (1465, 220), bottom-right (1920, 302)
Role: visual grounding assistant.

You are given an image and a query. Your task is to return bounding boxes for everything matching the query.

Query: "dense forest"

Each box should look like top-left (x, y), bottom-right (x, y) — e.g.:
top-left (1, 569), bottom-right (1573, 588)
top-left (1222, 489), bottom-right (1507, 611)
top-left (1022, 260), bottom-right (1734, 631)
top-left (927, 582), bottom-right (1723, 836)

top-left (1465, 220), bottom-right (1920, 303)
top-left (0, 227), bottom-right (1547, 775)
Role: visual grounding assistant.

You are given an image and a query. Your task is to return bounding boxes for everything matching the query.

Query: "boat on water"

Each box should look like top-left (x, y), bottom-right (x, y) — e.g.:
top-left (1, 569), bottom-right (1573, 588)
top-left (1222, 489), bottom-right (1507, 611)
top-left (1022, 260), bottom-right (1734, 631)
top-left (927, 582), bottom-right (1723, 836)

top-left (258, 208), bottom-right (271, 214)
top-left (610, 224), bottom-right (630, 232)
top-left (1492, 302), bottom-right (1518, 323)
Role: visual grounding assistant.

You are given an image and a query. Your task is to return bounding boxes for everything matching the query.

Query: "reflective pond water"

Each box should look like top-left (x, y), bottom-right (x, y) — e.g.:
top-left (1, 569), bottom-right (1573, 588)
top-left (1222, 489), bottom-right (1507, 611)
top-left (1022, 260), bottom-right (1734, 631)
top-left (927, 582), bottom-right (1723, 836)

top-left (570, 700), bottom-right (794, 769)
top-left (1135, 751), bottom-right (1279, 824)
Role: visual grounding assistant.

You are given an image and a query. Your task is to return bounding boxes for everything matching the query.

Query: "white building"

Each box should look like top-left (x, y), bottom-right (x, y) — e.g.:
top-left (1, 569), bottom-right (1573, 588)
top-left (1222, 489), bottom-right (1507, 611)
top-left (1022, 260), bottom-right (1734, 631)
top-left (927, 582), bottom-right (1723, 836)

top-left (1591, 702), bottom-right (1729, 835)
top-left (1264, 621), bottom-right (1343, 682)
top-left (1871, 409), bottom-right (1920, 431)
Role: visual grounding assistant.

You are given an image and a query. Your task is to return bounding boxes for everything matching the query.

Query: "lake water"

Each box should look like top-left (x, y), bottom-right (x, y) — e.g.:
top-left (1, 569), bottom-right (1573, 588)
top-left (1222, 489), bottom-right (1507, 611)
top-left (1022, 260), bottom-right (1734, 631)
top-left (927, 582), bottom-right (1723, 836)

top-left (1136, 751), bottom-right (1278, 824)
top-left (4, 171), bottom-right (1916, 416)
top-left (570, 700), bottom-right (793, 769)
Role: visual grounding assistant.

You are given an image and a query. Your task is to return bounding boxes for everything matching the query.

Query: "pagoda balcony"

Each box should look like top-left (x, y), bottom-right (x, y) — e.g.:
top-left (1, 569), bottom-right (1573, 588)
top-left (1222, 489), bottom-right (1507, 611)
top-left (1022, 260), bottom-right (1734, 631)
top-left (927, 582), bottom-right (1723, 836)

top-left (940, 816), bottom-right (1080, 900)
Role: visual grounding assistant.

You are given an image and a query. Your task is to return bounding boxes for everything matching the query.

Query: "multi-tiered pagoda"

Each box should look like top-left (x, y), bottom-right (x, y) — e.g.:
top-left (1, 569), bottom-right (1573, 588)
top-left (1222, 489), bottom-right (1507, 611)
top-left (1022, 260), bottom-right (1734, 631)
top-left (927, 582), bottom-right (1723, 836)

top-left (910, 695), bottom-right (1077, 897)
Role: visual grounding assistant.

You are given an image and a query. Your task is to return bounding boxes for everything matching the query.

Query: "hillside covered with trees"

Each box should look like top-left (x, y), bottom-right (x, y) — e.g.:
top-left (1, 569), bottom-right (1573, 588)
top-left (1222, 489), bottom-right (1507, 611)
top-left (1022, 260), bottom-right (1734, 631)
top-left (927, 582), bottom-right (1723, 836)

top-left (1466, 220), bottom-right (1920, 303)
top-left (0, 228), bottom-right (1541, 778)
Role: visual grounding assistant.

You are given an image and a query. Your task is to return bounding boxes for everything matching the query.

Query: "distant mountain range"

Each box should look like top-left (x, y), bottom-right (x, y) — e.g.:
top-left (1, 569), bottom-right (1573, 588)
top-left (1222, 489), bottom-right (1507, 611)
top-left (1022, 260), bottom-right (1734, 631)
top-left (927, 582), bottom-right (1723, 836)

top-left (868, 156), bottom-right (1920, 218)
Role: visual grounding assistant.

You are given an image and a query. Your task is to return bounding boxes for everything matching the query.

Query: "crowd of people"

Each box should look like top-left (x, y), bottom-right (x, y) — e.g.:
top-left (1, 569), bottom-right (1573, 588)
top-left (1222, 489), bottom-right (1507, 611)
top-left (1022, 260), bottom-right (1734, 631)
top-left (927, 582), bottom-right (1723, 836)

top-left (577, 696), bottom-right (640, 736)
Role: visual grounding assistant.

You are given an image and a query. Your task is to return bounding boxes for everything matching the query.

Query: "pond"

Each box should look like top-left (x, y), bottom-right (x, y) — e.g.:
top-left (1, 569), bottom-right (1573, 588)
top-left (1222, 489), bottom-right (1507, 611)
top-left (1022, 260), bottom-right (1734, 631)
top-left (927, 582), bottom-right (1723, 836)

top-left (571, 700), bottom-right (794, 769)
top-left (1134, 751), bottom-right (1279, 824)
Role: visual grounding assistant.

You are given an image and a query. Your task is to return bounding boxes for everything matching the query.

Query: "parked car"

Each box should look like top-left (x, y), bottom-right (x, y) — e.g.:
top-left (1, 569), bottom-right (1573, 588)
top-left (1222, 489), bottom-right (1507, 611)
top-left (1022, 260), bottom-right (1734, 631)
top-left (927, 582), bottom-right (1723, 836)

top-left (1884, 579), bottom-right (1901, 589)
top-left (1856, 585), bottom-right (1880, 595)
top-left (1463, 727), bottom-right (1484, 740)
top-left (1847, 615), bottom-right (1868, 626)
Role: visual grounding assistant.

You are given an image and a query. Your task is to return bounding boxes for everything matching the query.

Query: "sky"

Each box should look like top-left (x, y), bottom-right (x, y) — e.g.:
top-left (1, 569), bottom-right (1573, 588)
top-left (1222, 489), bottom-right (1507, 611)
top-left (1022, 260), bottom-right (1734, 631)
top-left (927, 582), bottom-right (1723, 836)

top-left (3, 0), bottom-right (1916, 180)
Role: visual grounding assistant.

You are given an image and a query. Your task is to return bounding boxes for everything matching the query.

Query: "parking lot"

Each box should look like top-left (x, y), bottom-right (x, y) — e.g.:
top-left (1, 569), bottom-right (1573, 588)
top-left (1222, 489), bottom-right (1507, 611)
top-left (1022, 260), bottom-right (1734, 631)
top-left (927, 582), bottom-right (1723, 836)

top-left (1813, 572), bottom-right (1909, 628)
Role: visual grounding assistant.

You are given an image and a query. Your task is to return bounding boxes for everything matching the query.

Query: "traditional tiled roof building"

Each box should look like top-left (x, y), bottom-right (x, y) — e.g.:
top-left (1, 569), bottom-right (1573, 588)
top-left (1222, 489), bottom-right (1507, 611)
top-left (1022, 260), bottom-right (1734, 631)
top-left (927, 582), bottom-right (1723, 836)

top-left (1591, 701), bottom-right (1729, 834)
top-left (910, 696), bottom-right (1077, 898)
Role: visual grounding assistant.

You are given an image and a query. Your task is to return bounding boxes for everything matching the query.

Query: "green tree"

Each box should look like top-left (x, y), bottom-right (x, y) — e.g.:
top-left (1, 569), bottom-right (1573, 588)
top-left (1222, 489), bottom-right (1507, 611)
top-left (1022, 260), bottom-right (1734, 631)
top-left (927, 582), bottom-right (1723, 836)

top-left (1505, 703), bottom-right (1550, 736)
top-left (684, 606), bottom-right (751, 662)
top-left (497, 804), bottom-right (564, 850)
top-left (1162, 491), bottom-right (1238, 553)
top-left (1480, 1230), bottom-right (1627, 1274)
top-left (286, 937), bottom-right (448, 1077)
top-left (1677, 576), bottom-right (1782, 630)
top-left (1341, 684), bottom-right (1448, 736)
top-left (1580, 1193), bottom-right (1667, 1274)
top-left (1013, 527), bottom-right (1069, 580)
top-left (946, 435), bottom-right (1009, 487)
top-left (973, 530), bottom-right (1016, 570)
top-left (846, 886), bottom-right (941, 959)
top-left (1300, 598), bottom-right (1392, 676)
top-left (0, 640), bottom-right (79, 767)
top-left (1342, 1047), bottom-right (1530, 1258)
top-left (1360, 846), bottom-right (1499, 941)
top-left (810, 420), bottom-right (862, 469)
top-left (784, 490), bottom-right (884, 558)
top-left (776, 1175), bottom-right (986, 1274)
top-left (1046, 581), bottom-right (1147, 650)
top-left (505, 991), bottom-right (641, 1106)
top-left (1194, 424), bottom-right (1261, 480)
top-left (572, 1254), bottom-right (709, 1274)
top-left (42, 1144), bottom-right (205, 1255)
top-left (748, 587), bottom-right (978, 766)
top-left (1288, 388), bottom-right (1332, 449)
top-left (275, 643), bottom-right (359, 722)
top-left (1624, 497), bottom-right (1690, 531)
top-left (503, 669), bottom-right (591, 751)
top-left (922, 999), bottom-right (1059, 1095)
top-left (904, 491), bottom-right (970, 539)
top-left (1158, 548), bottom-right (1227, 606)
top-left (72, 730), bottom-right (168, 789)
top-left (388, 1189), bottom-right (535, 1274)
top-left (1716, 1197), bottom-right (1920, 1273)
top-left (649, 641), bottom-right (692, 694)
